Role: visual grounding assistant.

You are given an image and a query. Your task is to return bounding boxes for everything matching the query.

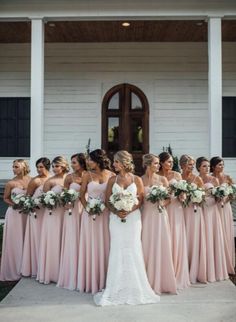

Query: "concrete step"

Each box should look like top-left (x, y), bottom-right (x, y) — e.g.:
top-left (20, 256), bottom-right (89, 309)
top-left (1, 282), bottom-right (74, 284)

top-left (0, 278), bottom-right (236, 322)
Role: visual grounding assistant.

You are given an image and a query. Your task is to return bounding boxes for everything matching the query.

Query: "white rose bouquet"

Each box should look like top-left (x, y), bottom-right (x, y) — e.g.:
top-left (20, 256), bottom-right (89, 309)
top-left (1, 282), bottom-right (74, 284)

top-left (211, 183), bottom-right (231, 208)
top-left (109, 189), bottom-right (139, 223)
top-left (170, 179), bottom-right (188, 206)
top-left (86, 197), bottom-right (106, 221)
top-left (146, 185), bottom-right (169, 213)
top-left (11, 193), bottom-right (27, 212)
top-left (40, 191), bottom-right (60, 215)
top-left (60, 188), bottom-right (80, 215)
top-left (228, 184), bottom-right (236, 201)
top-left (187, 183), bottom-right (206, 213)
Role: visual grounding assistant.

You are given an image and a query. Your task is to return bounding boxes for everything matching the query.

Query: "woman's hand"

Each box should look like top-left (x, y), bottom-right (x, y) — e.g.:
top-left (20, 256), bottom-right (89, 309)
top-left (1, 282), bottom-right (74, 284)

top-left (178, 192), bottom-right (187, 203)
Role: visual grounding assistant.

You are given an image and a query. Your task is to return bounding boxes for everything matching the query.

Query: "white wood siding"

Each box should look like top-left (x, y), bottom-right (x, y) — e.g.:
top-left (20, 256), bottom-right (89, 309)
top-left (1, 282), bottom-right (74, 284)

top-left (0, 42), bottom-right (236, 179)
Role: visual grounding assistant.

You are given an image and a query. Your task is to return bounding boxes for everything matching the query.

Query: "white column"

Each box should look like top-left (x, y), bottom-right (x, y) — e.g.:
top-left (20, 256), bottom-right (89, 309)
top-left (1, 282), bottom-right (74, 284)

top-left (30, 18), bottom-right (44, 173)
top-left (208, 17), bottom-right (222, 157)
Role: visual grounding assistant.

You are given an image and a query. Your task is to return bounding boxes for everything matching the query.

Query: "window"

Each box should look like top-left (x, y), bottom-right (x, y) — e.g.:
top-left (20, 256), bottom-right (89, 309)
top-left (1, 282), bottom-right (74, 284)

top-left (0, 98), bottom-right (30, 157)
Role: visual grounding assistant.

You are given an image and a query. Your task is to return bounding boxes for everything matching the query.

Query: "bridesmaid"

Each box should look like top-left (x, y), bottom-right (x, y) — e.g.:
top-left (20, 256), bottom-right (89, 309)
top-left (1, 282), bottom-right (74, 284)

top-left (0, 159), bottom-right (31, 281)
top-left (196, 157), bottom-right (228, 282)
top-left (57, 153), bottom-right (87, 290)
top-left (141, 154), bottom-right (177, 294)
top-left (21, 158), bottom-right (50, 278)
top-left (37, 156), bottom-right (69, 284)
top-left (77, 149), bottom-right (114, 294)
top-left (210, 156), bottom-right (235, 274)
top-left (158, 152), bottom-right (190, 290)
top-left (180, 155), bottom-right (207, 284)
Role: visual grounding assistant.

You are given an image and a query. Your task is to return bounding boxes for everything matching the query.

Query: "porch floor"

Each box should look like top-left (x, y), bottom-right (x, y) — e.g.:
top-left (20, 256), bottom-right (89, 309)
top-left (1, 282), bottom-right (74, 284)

top-left (0, 278), bottom-right (236, 322)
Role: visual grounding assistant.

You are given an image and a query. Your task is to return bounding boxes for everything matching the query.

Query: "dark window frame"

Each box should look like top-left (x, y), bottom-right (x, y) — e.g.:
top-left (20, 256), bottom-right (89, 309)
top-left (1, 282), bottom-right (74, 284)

top-left (0, 97), bottom-right (30, 157)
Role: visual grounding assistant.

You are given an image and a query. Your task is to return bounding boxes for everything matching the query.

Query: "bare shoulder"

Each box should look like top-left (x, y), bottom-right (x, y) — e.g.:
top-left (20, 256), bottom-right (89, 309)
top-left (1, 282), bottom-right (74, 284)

top-left (225, 174), bottom-right (233, 184)
top-left (5, 180), bottom-right (16, 189)
top-left (108, 175), bottom-right (116, 185)
top-left (211, 176), bottom-right (219, 186)
top-left (173, 171), bottom-right (182, 180)
top-left (134, 175), bottom-right (143, 185)
top-left (159, 175), bottom-right (169, 186)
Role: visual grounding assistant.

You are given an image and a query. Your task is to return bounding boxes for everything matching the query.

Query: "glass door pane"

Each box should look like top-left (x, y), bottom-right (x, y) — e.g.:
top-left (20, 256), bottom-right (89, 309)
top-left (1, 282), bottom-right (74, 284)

top-left (108, 117), bottom-right (119, 151)
top-left (130, 118), bottom-right (143, 152)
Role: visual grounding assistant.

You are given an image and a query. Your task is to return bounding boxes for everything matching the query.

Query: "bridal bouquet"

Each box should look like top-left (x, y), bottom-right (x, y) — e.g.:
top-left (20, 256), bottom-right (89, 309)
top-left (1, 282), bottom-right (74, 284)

top-left (228, 184), bottom-right (236, 201)
top-left (187, 183), bottom-right (206, 213)
top-left (86, 197), bottom-right (106, 221)
top-left (109, 189), bottom-right (139, 223)
top-left (170, 180), bottom-right (188, 206)
top-left (211, 183), bottom-right (232, 208)
top-left (40, 191), bottom-right (60, 215)
top-left (11, 193), bottom-right (27, 212)
top-left (60, 188), bottom-right (80, 215)
top-left (146, 185), bottom-right (169, 213)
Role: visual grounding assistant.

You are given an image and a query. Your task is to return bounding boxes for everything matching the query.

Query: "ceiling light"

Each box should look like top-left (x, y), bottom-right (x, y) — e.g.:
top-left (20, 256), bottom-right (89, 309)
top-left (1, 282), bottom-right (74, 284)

top-left (122, 22), bottom-right (130, 27)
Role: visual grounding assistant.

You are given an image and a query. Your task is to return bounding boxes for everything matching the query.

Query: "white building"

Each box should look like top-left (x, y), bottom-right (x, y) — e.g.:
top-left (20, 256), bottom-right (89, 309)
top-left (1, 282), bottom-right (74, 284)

top-left (0, 0), bottom-right (236, 178)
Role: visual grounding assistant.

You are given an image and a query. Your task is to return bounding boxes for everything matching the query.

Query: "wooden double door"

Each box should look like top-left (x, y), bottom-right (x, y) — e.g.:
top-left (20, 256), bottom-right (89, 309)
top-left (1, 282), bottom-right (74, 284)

top-left (102, 83), bottom-right (149, 175)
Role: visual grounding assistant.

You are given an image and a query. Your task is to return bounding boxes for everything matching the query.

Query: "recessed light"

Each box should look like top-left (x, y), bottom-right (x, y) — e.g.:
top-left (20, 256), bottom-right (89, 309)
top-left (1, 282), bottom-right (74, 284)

top-left (122, 22), bottom-right (130, 27)
top-left (48, 23), bottom-right (56, 27)
top-left (196, 22), bottom-right (203, 26)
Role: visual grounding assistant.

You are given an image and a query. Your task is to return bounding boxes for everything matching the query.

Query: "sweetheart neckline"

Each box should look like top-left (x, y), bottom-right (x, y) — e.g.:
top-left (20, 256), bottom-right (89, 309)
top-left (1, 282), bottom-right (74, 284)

top-left (113, 182), bottom-right (136, 190)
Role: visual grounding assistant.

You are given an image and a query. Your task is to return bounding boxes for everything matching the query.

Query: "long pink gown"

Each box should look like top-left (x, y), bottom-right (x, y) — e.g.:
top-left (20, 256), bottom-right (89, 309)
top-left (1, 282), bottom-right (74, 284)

top-left (166, 180), bottom-right (190, 290)
top-left (217, 201), bottom-right (235, 274)
top-left (21, 185), bottom-right (44, 277)
top-left (184, 204), bottom-right (207, 284)
top-left (57, 182), bottom-right (82, 290)
top-left (77, 181), bottom-right (110, 294)
top-left (36, 185), bottom-right (64, 284)
top-left (0, 188), bottom-right (27, 281)
top-left (203, 183), bottom-right (228, 282)
top-left (142, 186), bottom-right (177, 294)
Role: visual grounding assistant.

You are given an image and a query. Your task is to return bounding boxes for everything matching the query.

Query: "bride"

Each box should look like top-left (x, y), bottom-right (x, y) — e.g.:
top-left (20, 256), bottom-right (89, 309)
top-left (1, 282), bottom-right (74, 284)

top-left (94, 150), bottom-right (160, 306)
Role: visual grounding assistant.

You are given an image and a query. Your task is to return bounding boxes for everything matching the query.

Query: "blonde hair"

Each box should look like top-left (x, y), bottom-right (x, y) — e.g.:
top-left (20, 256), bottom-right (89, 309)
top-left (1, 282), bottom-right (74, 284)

top-left (13, 159), bottom-right (30, 175)
top-left (52, 156), bottom-right (70, 173)
top-left (114, 150), bottom-right (134, 173)
top-left (142, 154), bottom-right (159, 169)
top-left (179, 154), bottom-right (195, 169)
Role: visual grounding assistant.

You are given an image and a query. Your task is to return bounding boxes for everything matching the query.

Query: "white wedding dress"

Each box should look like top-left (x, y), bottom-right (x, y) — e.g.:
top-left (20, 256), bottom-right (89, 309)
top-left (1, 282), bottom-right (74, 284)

top-left (94, 182), bottom-right (160, 306)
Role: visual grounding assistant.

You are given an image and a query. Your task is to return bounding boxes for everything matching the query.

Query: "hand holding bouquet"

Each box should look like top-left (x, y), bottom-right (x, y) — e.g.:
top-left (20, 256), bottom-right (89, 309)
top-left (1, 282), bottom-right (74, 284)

top-left (211, 183), bottom-right (231, 208)
top-left (170, 180), bottom-right (188, 206)
top-left (146, 185), bottom-right (169, 213)
top-left (109, 189), bottom-right (139, 223)
top-left (60, 188), bottom-right (80, 215)
top-left (86, 197), bottom-right (105, 221)
top-left (187, 183), bottom-right (205, 213)
top-left (40, 191), bottom-right (60, 215)
top-left (11, 193), bottom-right (27, 211)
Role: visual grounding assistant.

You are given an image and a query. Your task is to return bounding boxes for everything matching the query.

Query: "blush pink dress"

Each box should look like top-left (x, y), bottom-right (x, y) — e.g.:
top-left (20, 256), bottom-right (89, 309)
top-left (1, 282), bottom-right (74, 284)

top-left (166, 179), bottom-right (190, 290)
top-left (203, 182), bottom-right (228, 282)
top-left (36, 185), bottom-right (64, 284)
top-left (142, 186), bottom-right (177, 294)
top-left (21, 185), bottom-right (44, 277)
top-left (77, 180), bottom-right (110, 294)
top-left (217, 201), bottom-right (235, 274)
top-left (0, 187), bottom-right (27, 281)
top-left (184, 203), bottom-right (207, 284)
top-left (57, 182), bottom-right (82, 290)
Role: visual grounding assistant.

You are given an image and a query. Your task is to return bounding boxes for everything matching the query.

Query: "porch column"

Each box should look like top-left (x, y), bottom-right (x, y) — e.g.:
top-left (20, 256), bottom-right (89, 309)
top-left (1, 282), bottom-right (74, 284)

top-left (208, 17), bottom-right (222, 157)
top-left (30, 18), bottom-right (44, 172)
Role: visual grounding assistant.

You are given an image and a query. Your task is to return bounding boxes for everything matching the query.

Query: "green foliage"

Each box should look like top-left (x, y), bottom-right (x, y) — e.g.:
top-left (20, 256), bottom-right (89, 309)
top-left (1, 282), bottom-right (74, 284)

top-left (162, 144), bottom-right (180, 172)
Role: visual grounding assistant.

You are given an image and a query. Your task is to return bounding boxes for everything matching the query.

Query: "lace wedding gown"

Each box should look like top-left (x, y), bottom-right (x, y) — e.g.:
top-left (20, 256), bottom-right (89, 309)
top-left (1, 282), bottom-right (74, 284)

top-left (94, 182), bottom-right (160, 306)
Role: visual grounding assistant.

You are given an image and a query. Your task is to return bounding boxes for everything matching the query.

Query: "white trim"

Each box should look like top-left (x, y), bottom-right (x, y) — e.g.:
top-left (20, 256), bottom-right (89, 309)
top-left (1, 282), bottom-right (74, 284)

top-left (208, 17), bottom-right (222, 157)
top-left (30, 18), bottom-right (44, 174)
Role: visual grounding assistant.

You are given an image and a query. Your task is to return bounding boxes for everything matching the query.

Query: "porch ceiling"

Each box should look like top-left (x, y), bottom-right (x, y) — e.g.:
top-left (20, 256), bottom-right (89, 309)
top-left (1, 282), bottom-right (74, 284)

top-left (0, 20), bottom-right (236, 43)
